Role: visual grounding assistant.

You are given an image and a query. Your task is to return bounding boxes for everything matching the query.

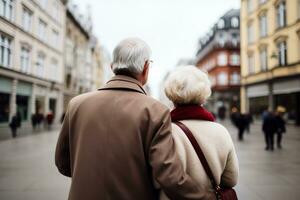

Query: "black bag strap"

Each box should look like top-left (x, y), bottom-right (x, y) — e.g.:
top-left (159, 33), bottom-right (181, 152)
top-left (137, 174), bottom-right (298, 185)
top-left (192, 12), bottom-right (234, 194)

top-left (174, 121), bottom-right (218, 189)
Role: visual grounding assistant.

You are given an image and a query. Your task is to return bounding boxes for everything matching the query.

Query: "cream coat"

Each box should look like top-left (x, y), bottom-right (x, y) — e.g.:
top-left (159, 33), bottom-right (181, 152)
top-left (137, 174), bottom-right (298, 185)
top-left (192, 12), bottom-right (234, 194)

top-left (160, 120), bottom-right (239, 200)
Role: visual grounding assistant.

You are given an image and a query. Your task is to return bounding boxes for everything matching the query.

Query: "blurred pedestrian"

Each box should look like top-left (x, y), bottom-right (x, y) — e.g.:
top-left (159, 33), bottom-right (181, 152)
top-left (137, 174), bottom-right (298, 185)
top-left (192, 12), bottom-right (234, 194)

top-left (235, 113), bottom-right (247, 141)
top-left (244, 113), bottom-right (253, 133)
top-left (9, 112), bottom-right (21, 138)
top-left (46, 111), bottom-right (54, 130)
top-left (31, 113), bottom-right (38, 131)
top-left (275, 106), bottom-right (286, 149)
top-left (262, 111), bottom-right (278, 151)
top-left (230, 107), bottom-right (239, 126)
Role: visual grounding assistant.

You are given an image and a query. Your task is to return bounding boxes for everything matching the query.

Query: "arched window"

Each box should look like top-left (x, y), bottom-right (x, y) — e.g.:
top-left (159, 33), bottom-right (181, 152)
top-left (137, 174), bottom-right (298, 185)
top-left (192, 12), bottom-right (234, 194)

top-left (217, 19), bottom-right (225, 29)
top-left (231, 17), bottom-right (239, 28)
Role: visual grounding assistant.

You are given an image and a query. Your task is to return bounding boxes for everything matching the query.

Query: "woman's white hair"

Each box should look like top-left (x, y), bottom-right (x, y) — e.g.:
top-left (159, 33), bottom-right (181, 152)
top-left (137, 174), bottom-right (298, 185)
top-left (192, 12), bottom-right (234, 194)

top-left (164, 65), bottom-right (212, 105)
top-left (112, 37), bottom-right (151, 75)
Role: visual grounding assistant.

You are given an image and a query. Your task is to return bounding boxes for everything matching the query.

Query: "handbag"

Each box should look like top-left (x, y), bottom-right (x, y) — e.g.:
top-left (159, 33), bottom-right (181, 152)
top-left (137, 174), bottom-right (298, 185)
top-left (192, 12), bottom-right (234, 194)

top-left (175, 121), bottom-right (238, 200)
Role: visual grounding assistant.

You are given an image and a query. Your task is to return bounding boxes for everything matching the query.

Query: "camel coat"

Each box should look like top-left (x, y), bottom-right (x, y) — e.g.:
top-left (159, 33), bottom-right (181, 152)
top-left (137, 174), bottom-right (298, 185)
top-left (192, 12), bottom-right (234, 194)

top-left (160, 120), bottom-right (239, 200)
top-left (55, 75), bottom-right (209, 200)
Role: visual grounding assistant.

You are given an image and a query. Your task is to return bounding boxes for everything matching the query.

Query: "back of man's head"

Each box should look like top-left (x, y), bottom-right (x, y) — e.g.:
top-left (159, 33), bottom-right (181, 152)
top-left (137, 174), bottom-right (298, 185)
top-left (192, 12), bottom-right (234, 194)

top-left (112, 38), bottom-right (151, 77)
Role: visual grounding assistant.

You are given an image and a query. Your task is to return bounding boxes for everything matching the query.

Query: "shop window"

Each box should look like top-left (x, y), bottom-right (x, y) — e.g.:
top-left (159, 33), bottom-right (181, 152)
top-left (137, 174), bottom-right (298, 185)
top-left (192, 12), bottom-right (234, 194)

top-left (276, 1), bottom-right (286, 28)
top-left (0, 34), bottom-right (12, 68)
top-left (277, 41), bottom-right (287, 66)
top-left (0, 92), bottom-right (10, 123)
top-left (0, 0), bottom-right (14, 21)
top-left (16, 95), bottom-right (29, 121)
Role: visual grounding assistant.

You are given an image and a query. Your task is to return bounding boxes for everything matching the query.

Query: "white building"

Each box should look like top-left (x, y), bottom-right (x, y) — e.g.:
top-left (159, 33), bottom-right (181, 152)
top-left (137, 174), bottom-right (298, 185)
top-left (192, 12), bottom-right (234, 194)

top-left (0, 0), bottom-right (65, 127)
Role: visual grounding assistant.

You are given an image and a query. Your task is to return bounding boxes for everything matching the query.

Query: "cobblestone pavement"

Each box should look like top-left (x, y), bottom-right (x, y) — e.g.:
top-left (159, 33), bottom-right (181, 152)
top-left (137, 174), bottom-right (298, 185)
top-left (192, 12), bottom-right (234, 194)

top-left (0, 121), bottom-right (299, 200)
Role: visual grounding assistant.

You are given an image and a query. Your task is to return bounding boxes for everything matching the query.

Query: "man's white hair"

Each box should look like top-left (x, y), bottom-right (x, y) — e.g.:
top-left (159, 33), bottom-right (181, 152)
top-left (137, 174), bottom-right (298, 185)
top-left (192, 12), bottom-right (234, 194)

top-left (112, 37), bottom-right (151, 75)
top-left (164, 65), bottom-right (212, 105)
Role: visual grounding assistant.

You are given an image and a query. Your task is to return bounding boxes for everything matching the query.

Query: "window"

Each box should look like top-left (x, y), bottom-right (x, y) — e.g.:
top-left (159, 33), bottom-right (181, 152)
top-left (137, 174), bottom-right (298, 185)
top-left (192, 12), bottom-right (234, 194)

top-left (277, 41), bottom-right (287, 66)
top-left (0, 0), bottom-right (14, 21)
top-left (217, 72), bottom-right (228, 85)
top-left (247, 0), bottom-right (253, 13)
top-left (232, 33), bottom-right (239, 46)
top-left (259, 13), bottom-right (268, 37)
top-left (39, 0), bottom-right (48, 8)
top-left (22, 7), bottom-right (32, 32)
top-left (51, 29), bottom-right (59, 45)
top-left (259, 0), bottom-right (267, 5)
top-left (248, 54), bottom-right (255, 74)
top-left (247, 23), bottom-right (254, 44)
top-left (231, 17), bottom-right (239, 28)
top-left (50, 59), bottom-right (58, 81)
top-left (217, 52), bottom-right (227, 66)
top-left (218, 33), bottom-right (226, 47)
top-left (230, 53), bottom-right (240, 65)
top-left (276, 1), bottom-right (286, 28)
top-left (298, 0), bottom-right (300, 19)
top-left (217, 19), bottom-right (225, 29)
top-left (52, 1), bottom-right (60, 21)
top-left (259, 48), bottom-right (268, 71)
top-left (230, 72), bottom-right (240, 85)
top-left (38, 19), bottom-right (47, 41)
top-left (20, 46), bottom-right (30, 73)
top-left (0, 34), bottom-right (12, 68)
top-left (36, 53), bottom-right (45, 77)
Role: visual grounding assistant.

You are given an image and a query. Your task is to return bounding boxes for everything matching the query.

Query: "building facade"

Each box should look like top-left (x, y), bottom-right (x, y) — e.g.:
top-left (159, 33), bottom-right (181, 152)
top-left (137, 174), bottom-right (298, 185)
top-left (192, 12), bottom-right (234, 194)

top-left (240, 0), bottom-right (300, 125)
top-left (0, 0), bottom-right (65, 127)
top-left (63, 3), bottom-right (104, 110)
top-left (195, 9), bottom-right (241, 117)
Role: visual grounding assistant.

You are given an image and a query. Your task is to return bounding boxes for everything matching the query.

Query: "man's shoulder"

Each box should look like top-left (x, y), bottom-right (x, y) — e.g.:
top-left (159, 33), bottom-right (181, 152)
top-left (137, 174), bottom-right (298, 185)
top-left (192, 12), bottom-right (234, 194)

top-left (140, 95), bottom-right (170, 113)
top-left (68, 91), bottom-right (99, 107)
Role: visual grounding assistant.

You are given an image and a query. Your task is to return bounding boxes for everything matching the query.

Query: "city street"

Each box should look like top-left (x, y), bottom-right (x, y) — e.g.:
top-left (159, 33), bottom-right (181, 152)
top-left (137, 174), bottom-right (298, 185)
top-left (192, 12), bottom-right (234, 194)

top-left (0, 121), bottom-right (300, 200)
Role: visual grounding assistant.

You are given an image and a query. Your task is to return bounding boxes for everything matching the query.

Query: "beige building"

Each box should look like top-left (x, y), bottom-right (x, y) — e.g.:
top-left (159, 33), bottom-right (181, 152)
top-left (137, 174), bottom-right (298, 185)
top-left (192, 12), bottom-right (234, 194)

top-left (63, 3), bottom-right (104, 110)
top-left (0, 0), bottom-right (65, 127)
top-left (240, 0), bottom-right (300, 124)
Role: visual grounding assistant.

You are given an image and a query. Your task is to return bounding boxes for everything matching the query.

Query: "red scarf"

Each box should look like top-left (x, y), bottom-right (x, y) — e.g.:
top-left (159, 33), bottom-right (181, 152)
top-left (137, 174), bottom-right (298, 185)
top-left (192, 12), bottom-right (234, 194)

top-left (171, 105), bottom-right (215, 122)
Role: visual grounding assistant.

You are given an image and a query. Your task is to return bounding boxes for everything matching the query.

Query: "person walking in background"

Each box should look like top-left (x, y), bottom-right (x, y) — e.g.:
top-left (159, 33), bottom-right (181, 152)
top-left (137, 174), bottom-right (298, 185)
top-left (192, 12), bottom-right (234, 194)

top-left (230, 107), bottom-right (247, 141)
top-left (262, 111), bottom-right (278, 151)
top-left (46, 111), bottom-right (54, 130)
top-left (275, 106), bottom-right (286, 149)
top-left (244, 113), bottom-right (253, 133)
top-left (55, 38), bottom-right (207, 200)
top-left (163, 66), bottom-right (239, 200)
top-left (9, 112), bottom-right (21, 138)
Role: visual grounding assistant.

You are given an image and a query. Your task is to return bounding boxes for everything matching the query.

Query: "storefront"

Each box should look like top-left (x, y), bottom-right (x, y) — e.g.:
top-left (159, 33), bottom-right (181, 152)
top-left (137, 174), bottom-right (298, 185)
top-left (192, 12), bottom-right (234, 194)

top-left (246, 78), bottom-right (300, 124)
top-left (16, 81), bottom-right (32, 122)
top-left (0, 77), bottom-right (12, 124)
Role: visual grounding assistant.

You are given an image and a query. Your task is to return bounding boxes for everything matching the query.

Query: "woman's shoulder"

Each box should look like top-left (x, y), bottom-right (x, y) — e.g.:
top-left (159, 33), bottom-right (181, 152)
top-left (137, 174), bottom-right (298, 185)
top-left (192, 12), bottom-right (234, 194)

top-left (172, 120), bottom-right (232, 140)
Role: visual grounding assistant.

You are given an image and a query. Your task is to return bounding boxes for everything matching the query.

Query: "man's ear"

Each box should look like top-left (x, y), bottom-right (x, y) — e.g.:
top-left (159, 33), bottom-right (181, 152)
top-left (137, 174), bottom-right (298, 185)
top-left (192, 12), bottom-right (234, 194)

top-left (142, 62), bottom-right (149, 76)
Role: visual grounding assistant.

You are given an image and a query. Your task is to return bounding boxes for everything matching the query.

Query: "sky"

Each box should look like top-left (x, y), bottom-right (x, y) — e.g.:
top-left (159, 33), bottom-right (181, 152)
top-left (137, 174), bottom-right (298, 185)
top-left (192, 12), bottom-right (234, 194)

top-left (73, 0), bottom-right (240, 98)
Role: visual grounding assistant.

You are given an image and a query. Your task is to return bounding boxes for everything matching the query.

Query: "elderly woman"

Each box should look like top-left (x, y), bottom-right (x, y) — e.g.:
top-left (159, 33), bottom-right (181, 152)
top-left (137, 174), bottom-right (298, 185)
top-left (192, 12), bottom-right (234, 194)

top-left (161, 65), bottom-right (239, 200)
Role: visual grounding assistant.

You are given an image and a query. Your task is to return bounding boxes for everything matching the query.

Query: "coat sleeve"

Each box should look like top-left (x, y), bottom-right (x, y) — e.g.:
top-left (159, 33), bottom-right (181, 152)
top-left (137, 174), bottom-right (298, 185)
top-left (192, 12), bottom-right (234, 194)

top-left (148, 109), bottom-right (207, 200)
top-left (55, 106), bottom-right (72, 177)
top-left (220, 141), bottom-right (239, 188)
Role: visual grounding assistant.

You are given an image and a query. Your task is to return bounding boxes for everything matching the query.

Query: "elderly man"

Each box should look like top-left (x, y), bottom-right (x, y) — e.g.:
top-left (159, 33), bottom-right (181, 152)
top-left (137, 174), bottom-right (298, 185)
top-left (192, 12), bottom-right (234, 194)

top-left (55, 38), bottom-right (206, 200)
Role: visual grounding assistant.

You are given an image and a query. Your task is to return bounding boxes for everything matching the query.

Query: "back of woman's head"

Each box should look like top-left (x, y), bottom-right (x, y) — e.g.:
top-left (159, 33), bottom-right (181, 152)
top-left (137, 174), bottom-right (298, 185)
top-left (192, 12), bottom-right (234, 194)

top-left (164, 65), bottom-right (211, 106)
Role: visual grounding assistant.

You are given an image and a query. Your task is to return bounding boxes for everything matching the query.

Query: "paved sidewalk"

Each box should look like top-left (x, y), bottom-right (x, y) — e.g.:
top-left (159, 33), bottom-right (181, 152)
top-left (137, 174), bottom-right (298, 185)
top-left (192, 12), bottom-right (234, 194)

top-left (0, 121), bottom-right (299, 200)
